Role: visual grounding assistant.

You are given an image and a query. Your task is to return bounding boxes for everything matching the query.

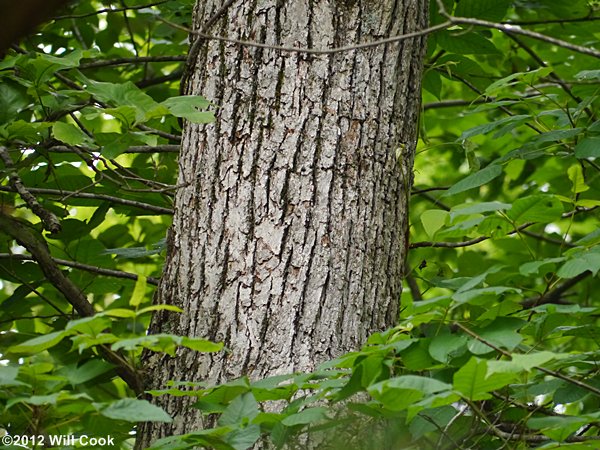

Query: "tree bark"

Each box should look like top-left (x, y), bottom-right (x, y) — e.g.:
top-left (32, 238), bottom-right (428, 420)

top-left (137, 0), bottom-right (427, 445)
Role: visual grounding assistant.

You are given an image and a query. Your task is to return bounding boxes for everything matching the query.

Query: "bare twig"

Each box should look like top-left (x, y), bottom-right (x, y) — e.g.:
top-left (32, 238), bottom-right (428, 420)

top-left (136, 124), bottom-right (182, 142)
top-left (521, 271), bottom-right (591, 309)
top-left (48, 144), bottom-right (180, 154)
top-left (78, 55), bottom-right (186, 69)
top-left (53, 1), bottom-right (169, 20)
top-left (0, 253), bottom-right (160, 285)
top-left (423, 99), bottom-right (488, 110)
top-left (0, 186), bottom-right (173, 215)
top-left (435, 0), bottom-right (600, 59)
top-left (503, 16), bottom-right (600, 26)
top-left (0, 147), bottom-right (61, 233)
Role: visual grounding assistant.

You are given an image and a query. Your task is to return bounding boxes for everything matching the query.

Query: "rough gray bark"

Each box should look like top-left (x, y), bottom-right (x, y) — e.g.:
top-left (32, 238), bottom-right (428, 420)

top-left (137, 0), bottom-right (427, 446)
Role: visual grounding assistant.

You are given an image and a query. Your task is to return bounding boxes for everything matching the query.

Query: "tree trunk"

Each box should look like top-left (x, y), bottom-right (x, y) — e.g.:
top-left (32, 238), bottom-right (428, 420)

top-left (137, 0), bottom-right (427, 445)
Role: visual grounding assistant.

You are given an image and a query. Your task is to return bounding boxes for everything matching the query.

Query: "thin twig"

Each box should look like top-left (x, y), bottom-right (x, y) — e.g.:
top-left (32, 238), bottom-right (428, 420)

top-left (0, 186), bottom-right (173, 215)
top-left (503, 16), bottom-right (600, 26)
top-left (52, 0), bottom-right (169, 20)
top-left (136, 124), bottom-right (182, 142)
top-left (0, 253), bottom-right (160, 285)
top-left (435, 0), bottom-right (600, 59)
top-left (0, 147), bottom-right (61, 233)
top-left (48, 144), bottom-right (180, 154)
top-left (78, 55), bottom-right (186, 69)
top-left (521, 271), bottom-right (591, 309)
top-left (423, 99), bottom-right (488, 110)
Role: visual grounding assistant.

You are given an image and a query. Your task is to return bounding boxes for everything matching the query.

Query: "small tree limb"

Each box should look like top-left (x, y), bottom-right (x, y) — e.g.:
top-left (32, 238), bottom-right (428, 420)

top-left (0, 147), bottom-right (61, 233)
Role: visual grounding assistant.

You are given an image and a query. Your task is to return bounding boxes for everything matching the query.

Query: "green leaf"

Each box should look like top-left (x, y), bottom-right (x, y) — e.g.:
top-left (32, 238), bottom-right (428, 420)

top-left (450, 201), bottom-right (511, 220)
top-left (461, 115), bottom-right (530, 140)
top-left (484, 68), bottom-right (553, 97)
top-left (487, 351), bottom-right (561, 374)
top-left (130, 275), bottom-right (147, 308)
top-left (557, 247), bottom-right (600, 278)
top-left (420, 209), bottom-right (448, 238)
top-left (454, 0), bottom-right (510, 21)
top-left (567, 164), bottom-right (589, 194)
top-left (575, 70), bottom-right (600, 81)
top-left (453, 357), bottom-right (517, 400)
top-left (519, 257), bottom-right (565, 276)
top-left (423, 70), bottom-right (442, 100)
top-left (180, 336), bottom-right (224, 353)
top-left (429, 333), bottom-right (468, 363)
top-left (52, 122), bottom-right (92, 146)
top-left (161, 96), bottom-right (215, 123)
top-left (0, 365), bottom-right (26, 387)
top-left (59, 359), bottom-right (114, 385)
top-left (219, 392), bottom-right (260, 426)
top-left (0, 80), bottom-right (29, 123)
top-left (368, 376), bottom-right (452, 412)
top-left (281, 407), bottom-right (329, 426)
top-left (83, 79), bottom-right (162, 123)
top-left (527, 416), bottom-right (589, 442)
top-left (66, 316), bottom-right (112, 336)
top-left (137, 304), bottom-right (184, 315)
top-left (506, 195), bottom-right (563, 224)
top-left (226, 424), bottom-right (261, 450)
top-left (110, 334), bottom-right (177, 354)
top-left (100, 398), bottom-right (172, 422)
top-left (442, 164), bottom-right (502, 197)
top-left (437, 31), bottom-right (499, 55)
top-left (574, 136), bottom-right (600, 159)
top-left (452, 286), bottom-right (518, 304)
top-left (9, 331), bottom-right (66, 354)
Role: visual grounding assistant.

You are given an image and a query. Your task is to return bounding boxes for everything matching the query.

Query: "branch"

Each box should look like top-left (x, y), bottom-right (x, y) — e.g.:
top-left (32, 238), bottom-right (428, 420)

top-left (52, 1), bottom-right (169, 20)
top-left (434, 0), bottom-right (600, 59)
top-left (503, 16), bottom-right (600, 26)
top-left (0, 253), bottom-right (160, 286)
top-left (454, 322), bottom-right (600, 397)
top-left (0, 212), bottom-right (143, 394)
top-left (490, 424), bottom-right (600, 443)
top-left (519, 229), bottom-right (575, 247)
top-left (521, 271), bottom-right (591, 309)
top-left (78, 55), bottom-right (186, 69)
top-left (411, 236), bottom-right (488, 249)
top-left (411, 186), bottom-right (450, 195)
top-left (48, 144), bottom-right (180, 154)
top-left (0, 147), bottom-right (61, 233)
top-left (423, 99), bottom-right (488, 110)
top-left (0, 186), bottom-right (173, 215)
top-left (0, 213), bottom-right (94, 316)
top-left (136, 70), bottom-right (183, 88)
top-left (136, 124), bottom-right (182, 142)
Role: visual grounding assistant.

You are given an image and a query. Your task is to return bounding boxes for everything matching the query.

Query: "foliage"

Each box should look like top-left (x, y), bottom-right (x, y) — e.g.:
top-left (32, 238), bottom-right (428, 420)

top-left (0, 0), bottom-right (599, 449)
